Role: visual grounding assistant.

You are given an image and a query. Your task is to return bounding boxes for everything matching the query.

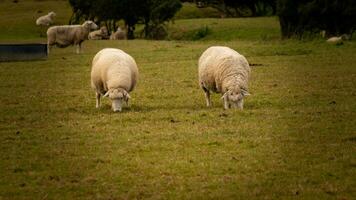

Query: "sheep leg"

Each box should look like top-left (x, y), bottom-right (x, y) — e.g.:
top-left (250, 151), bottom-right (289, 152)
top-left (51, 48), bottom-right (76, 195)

top-left (223, 96), bottom-right (230, 110)
top-left (39, 26), bottom-right (43, 37)
top-left (76, 44), bottom-right (81, 54)
top-left (47, 44), bottom-right (52, 55)
top-left (237, 99), bottom-right (244, 110)
top-left (96, 92), bottom-right (101, 108)
top-left (202, 87), bottom-right (211, 107)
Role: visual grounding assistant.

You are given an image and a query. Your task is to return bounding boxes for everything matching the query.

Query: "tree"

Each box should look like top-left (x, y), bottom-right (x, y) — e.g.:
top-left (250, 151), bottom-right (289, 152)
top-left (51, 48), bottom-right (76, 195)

top-left (277, 0), bottom-right (356, 39)
top-left (196, 0), bottom-right (277, 17)
top-left (141, 0), bottom-right (182, 39)
top-left (68, 0), bottom-right (182, 39)
top-left (68, 0), bottom-right (95, 24)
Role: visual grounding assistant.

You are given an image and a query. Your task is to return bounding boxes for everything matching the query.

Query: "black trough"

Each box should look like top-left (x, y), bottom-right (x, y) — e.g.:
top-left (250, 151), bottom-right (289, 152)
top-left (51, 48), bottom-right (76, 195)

top-left (0, 43), bottom-right (47, 62)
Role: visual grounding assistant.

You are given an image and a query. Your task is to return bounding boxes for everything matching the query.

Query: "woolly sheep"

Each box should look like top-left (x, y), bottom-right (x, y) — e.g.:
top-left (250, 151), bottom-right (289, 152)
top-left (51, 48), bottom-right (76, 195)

top-left (36, 11), bottom-right (56, 26)
top-left (326, 34), bottom-right (349, 45)
top-left (327, 36), bottom-right (343, 45)
top-left (46, 21), bottom-right (98, 54)
top-left (110, 27), bottom-right (127, 40)
top-left (198, 46), bottom-right (251, 110)
top-left (88, 26), bottom-right (109, 40)
top-left (91, 48), bottom-right (139, 112)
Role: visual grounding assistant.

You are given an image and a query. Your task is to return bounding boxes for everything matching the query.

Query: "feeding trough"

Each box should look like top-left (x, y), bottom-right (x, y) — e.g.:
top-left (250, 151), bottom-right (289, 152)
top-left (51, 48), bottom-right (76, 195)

top-left (0, 43), bottom-right (47, 62)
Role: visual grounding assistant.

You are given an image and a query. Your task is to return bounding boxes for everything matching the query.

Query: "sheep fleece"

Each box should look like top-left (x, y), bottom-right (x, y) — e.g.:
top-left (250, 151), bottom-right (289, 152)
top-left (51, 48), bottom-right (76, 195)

top-left (91, 48), bottom-right (138, 95)
top-left (198, 46), bottom-right (250, 93)
top-left (47, 25), bottom-right (90, 47)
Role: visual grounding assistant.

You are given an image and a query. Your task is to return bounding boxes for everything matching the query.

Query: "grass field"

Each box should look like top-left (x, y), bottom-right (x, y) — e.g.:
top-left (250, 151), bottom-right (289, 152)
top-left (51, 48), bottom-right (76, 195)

top-left (0, 0), bottom-right (356, 199)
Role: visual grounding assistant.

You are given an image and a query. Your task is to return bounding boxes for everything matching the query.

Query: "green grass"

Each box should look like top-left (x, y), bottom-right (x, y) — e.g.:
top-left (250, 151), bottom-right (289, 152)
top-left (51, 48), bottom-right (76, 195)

top-left (0, 0), bottom-right (72, 42)
top-left (168, 17), bottom-right (281, 41)
top-left (0, 0), bottom-right (356, 199)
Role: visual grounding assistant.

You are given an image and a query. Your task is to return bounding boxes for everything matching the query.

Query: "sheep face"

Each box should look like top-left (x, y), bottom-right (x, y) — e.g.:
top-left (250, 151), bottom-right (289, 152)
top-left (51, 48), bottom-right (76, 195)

top-left (83, 21), bottom-right (98, 30)
top-left (104, 88), bottom-right (131, 112)
top-left (49, 12), bottom-right (56, 17)
top-left (222, 87), bottom-right (250, 109)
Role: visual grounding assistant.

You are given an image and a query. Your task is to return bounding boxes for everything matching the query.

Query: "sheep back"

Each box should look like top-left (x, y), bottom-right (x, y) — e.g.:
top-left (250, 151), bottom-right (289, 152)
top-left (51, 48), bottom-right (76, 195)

top-left (36, 12), bottom-right (55, 26)
top-left (326, 36), bottom-right (343, 45)
top-left (89, 27), bottom-right (108, 40)
top-left (47, 25), bottom-right (89, 47)
top-left (91, 48), bottom-right (138, 94)
top-left (198, 46), bottom-right (250, 93)
top-left (110, 29), bottom-right (126, 40)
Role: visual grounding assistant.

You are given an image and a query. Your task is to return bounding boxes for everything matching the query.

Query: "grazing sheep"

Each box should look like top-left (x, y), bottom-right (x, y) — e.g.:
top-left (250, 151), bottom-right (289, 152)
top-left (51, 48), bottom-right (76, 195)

top-left (198, 46), bottom-right (251, 110)
top-left (91, 48), bottom-right (139, 112)
top-left (36, 11), bottom-right (56, 26)
top-left (326, 34), bottom-right (350, 45)
top-left (109, 27), bottom-right (127, 40)
top-left (46, 21), bottom-right (98, 54)
top-left (327, 36), bottom-right (343, 45)
top-left (88, 26), bottom-right (109, 40)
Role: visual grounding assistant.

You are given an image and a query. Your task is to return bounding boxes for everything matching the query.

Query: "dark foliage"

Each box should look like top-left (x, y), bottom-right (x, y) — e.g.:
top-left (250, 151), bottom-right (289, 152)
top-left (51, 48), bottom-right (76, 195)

top-left (196, 0), bottom-right (277, 17)
top-left (68, 0), bottom-right (182, 39)
top-left (277, 0), bottom-right (356, 38)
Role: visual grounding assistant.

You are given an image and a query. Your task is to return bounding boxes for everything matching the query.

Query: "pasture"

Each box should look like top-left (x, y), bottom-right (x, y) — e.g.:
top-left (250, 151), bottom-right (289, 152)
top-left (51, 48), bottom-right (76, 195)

top-left (0, 0), bottom-right (355, 199)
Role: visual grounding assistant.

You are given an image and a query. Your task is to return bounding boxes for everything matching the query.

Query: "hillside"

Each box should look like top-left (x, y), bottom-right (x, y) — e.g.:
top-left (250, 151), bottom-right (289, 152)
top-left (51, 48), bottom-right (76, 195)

top-left (0, 0), bottom-right (280, 42)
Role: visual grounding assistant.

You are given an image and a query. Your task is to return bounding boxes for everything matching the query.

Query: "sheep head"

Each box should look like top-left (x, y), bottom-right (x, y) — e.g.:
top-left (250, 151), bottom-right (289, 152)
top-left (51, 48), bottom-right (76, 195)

top-left (103, 88), bottom-right (131, 112)
top-left (222, 87), bottom-right (250, 109)
top-left (83, 21), bottom-right (98, 31)
top-left (49, 11), bottom-right (56, 17)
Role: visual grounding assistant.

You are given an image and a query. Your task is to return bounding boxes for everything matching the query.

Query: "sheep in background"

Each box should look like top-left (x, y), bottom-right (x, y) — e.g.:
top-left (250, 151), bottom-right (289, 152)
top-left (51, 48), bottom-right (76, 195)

top-left (327, 34), bottom-right (350, 45)
top-left (91, 48), bottom-right (139, 112)
top-left (36, 11), bottom-right (56, 36)
top-left (110, 27), bottom-right (127, 40)
top-left (46, 21), bottom-right (98, 54)
top-left (88, 26), bottom-right (109, 40)
top-left (198, 46), bottom-right (251, 110)
top-left (36, 11), bottom-right (56, 26)
top-left (327, 36), bottom-right (343, 45)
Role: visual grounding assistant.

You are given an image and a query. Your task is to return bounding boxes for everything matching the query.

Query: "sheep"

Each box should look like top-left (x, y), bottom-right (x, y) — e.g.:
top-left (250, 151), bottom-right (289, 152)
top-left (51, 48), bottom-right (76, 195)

top-left (198, 46), bottom-right (251, 110)
top-left (109, 27), bottom-right (127, 40)
top-left (326, 34), bottom-right (350, 45)
top-left (88, 26), bottom-right (109, 40)
top-left (327, 36), bottom-right (343, 45)
top-left (46, 21), bottom-right (98, 54)
top-left (91, 48), bottom-right (139, 112)
top-left (36, 11), bottom-right (56, 26)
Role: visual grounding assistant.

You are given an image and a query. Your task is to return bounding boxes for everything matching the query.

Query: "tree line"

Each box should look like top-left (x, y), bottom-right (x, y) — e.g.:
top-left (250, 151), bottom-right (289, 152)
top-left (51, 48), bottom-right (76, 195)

top-left (68, 0), bottom-right (182, 39)
top-left (69, 0), bottom-right (356, 39)
top-left (183, 0), bottom-right (277, 17)
top-left (277, 0), bottom-right (356, 38)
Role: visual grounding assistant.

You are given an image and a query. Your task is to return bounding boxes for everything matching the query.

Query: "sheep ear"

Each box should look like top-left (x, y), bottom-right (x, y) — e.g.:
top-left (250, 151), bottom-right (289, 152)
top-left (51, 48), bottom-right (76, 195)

top-left (221, 92), bottom-right (228, 99)
top-left (241, 89), bottom-right (250, 97)
top-left (124, 91), bottom-right (131, 99)
top-left (103, 91), bottom-right (109, 97)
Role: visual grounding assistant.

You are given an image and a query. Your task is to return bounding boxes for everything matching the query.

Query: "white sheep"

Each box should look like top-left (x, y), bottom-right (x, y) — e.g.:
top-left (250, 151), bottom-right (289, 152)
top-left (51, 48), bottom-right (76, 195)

top-left (36, 11), bottom-right (56, 26)
top-left (88, 26), bottom-right (109, 40)
top-left (198, 46), bottom-right (251, 110)
top-left (327, 36), bottom-right (343, 45)
top-left (46, 21), bottom-right (98, 54)
top-left (91, 48), bottom-right (139, 112)
top-left (109, 27), bottom-right (127, 40)
top-left (326, 34), bottom-right (350, 45)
